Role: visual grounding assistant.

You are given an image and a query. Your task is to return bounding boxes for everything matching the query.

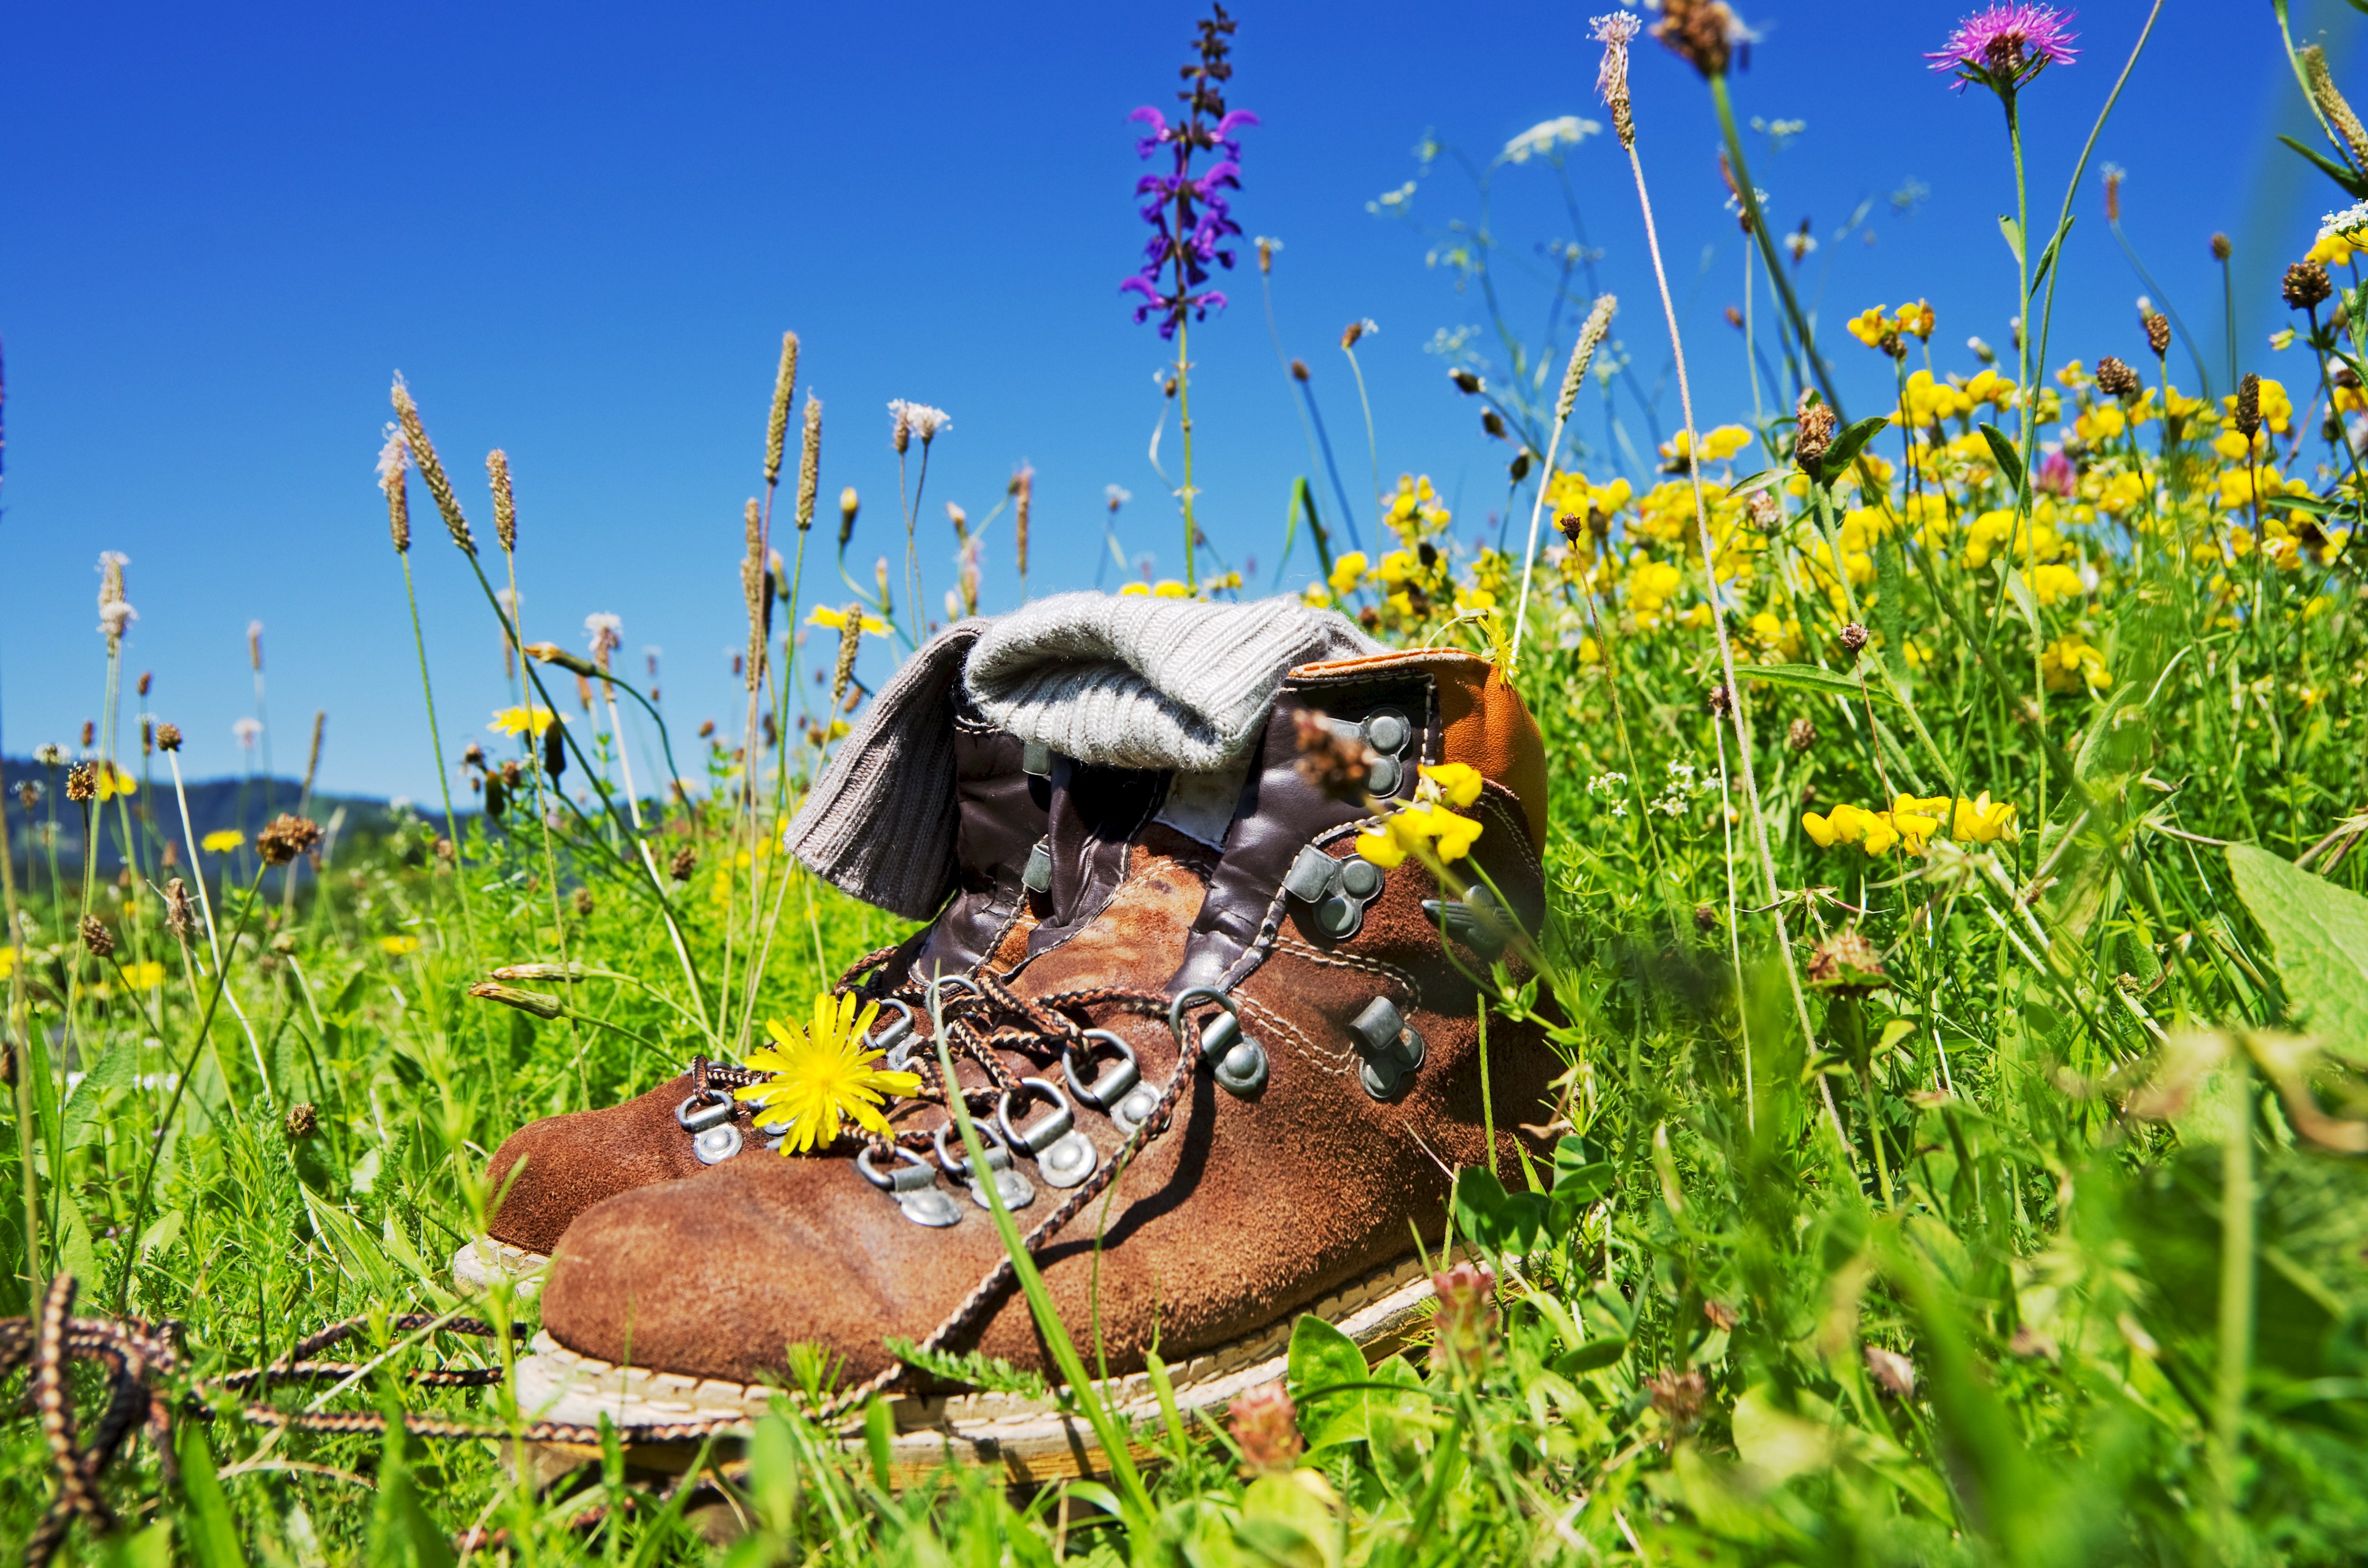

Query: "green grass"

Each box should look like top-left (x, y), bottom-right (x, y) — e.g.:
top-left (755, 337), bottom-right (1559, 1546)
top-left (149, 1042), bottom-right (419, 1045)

top-left (13, 17), bottom-right (2368, 1562)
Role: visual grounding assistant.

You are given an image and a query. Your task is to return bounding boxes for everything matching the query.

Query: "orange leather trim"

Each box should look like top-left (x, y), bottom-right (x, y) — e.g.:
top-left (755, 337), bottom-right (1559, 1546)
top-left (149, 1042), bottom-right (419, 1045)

top-left (1290, 648), bottom-right (1549, 848)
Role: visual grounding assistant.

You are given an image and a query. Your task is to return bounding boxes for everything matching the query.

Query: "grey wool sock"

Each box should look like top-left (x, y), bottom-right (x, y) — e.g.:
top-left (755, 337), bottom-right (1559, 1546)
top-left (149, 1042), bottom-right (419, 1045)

top-left (783, 594), bottom-right (1377, 918)
top-left (964, 591), bottom-right (1377, 770)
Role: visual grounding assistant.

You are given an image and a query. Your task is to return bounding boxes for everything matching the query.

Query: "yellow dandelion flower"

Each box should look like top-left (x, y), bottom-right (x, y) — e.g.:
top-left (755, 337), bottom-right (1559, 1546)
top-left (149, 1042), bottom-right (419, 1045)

top-left (736, 991), bottom-right (922, 1155)
top-left (379, 935), bottom-right (421, 957)
top-left (200, 829), bottom-right (244, 854)
top-left (125, 961), bottom-right (167, 991)
top-left (490, 706), bottom-right (558, 738)
top-left (1152, 579), bottom-right (1192, 599)
top-left (807, 605), bottom-right (890, 636)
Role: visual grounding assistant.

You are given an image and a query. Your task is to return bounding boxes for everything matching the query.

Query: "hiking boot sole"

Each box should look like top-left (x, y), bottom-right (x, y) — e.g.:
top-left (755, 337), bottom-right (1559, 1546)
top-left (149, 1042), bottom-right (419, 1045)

top-left (452, 1238), bottom-right (550, 1296)
top-left (508, 1252), bottom-right (1437, 1486)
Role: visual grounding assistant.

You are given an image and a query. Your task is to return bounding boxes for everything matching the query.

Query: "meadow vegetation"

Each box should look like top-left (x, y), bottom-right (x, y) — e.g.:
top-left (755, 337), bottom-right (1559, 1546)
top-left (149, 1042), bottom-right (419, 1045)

top-left (10, 1), bottom-right (2368, 1563)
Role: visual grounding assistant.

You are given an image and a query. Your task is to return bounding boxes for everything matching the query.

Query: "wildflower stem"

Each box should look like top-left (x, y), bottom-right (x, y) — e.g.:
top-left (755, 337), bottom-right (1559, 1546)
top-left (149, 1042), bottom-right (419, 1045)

top-left (398, 553), bottom-right (475, 955)
top-left (1615, 122), bottom-right (1838, 1143)
top-left (1708, 75), bottom-right (1843, 419)
top-left (1342, 338), bottom-right (1382, 529)
top-left (0, 765), bottom-right (40, 1292)
top-left (1178, 317), bottom-right (1200, 590)
top-left (112, 861), bottom-right (271, 1315)
top-left (2212, 1051), bottom-right (2257, 1532)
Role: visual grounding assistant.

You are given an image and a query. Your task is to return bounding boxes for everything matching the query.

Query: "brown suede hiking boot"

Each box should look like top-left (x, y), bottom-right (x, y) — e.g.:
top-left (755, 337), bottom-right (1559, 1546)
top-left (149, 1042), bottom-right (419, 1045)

top-left (453, 696), bottom-right (1053, 1291)
top-left (514, 647), bottom-right (1556, 1477)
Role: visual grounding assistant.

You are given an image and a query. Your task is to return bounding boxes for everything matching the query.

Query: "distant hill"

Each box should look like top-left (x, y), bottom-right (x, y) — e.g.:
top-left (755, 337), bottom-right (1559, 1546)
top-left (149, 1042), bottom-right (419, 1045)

top-left (1, 757), bottom-right (406, 889)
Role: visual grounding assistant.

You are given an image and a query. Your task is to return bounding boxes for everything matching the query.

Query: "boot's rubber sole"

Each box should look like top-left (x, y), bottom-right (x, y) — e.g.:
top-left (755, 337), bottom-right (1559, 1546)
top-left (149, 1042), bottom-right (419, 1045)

top-left (509, 1252), bottom-right (1437, 1487)
top-left (452, 1238), bottom-right (550, 1296)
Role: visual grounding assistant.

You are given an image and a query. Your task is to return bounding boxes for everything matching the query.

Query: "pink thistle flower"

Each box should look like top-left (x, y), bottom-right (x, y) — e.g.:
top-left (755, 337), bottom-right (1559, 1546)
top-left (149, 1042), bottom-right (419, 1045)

top-left (1928, 5), bottom-right (2077, 95)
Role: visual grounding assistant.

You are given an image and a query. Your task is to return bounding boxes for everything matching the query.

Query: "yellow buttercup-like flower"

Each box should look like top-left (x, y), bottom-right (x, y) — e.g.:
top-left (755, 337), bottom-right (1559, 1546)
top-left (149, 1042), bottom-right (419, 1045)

top-left (807, 605), bottom-right (890, 636)
top-left (1419, 762), bottom-right (1485, 809)
top-left (1327, 551), bottom-right (1370, 597)
top-left (737, 992), bottom-right (923, 1155)
top-left (490, 706), bottom-right (558, 739)
top-left (201, 829), bottom-right (245, 854)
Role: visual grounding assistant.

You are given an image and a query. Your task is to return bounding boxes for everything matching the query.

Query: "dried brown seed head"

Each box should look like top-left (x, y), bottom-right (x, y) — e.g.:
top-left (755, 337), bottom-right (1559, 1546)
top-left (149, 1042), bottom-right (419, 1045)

top-left (391, 375), bottom-right (475, 555)
top-left (2235, 372), bottom-right (2262, 439)
top-left (2093, 355), bottom-right (2140, 398)
top-left (164, 877), bottom-right (197, 941)
top-left (1647, 1368), bottom-right (1708, 1429)
top-left (1807, 928), bottom-right (1886, 994)
top-left (796, 394), bottom-right (822, 532)
top-left (284, 1102), bottom-right (319, 1140)
top-left (1794, 393), bottom-right (1837, 468)
top-left (572, 886), bottom-right (594, 918)
top-left (1786, 716), bottom-right (1817, 754)
top-left (79, 914), bottom-right (114, 958)
top-left (668, 845), bottom-right (697, 883)
top-left (1651, 0), bottom-right (1737, 79)
top-left (1703, 1299), bottom-right (1738, 1330)
top-left (2143, 311), bottom-right (2171, 356)
top-left (1707, 684), bottom-right (1734, 718)
top-left (65, 763), bottom-right (97, 803)
top-left (255, 813), bottom-right (323, 866)
top-left (1449, 368), bottom-right (1481, 394)
top-left (136, 671), bottom-right (151, 698)
top-left (155, 721), bottom-right (182, 753)
top-left (1289, 358), bottom-right (1310, 383)
top-left (1839, 622), bottom-right (1869, 654)
top-left (2211, 232), bottom-right (2233, 262)
top-left (2284, 261), bottom-right (2333, 312)
top-left (1693, 903), bottom-right (1719, 932)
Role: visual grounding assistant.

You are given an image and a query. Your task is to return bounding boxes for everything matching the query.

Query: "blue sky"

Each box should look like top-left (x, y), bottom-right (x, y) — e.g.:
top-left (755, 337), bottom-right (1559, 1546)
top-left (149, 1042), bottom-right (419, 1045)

top-left (2, 0), bottom-right (2357, 799)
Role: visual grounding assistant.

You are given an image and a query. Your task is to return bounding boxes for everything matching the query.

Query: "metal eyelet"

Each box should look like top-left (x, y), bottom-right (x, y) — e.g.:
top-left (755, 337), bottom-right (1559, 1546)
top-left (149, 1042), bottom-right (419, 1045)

top-left (675, 1088), bottom-right (736, 1134)
top-left (1000, 1076), bottom-right (1096, 1188)
top-left (1062, 1029), bottom-right (1142, 1110)
top-left (933, 1121), bottom-right (1035, 1210)
top-left (1171, 987), bottom-right (1267, 1098)
top-left (1348, 996), bottom-right (1427, 1101)
top-left (1111, 1084), bottom-right (1161, 1135)
top-left (691, 1122), bottom-right (744, 1163)
top-left (1022, 740), bottom-right (1053, 777)
top-left (1362, 708), bottom-right (1411, 756)
top-left (859, 1146), bottom-right (962, 1226)
top-left (865, 998), bottom-right (919, 1071)
top-left (933, 1118), bottom-right (1010, 1179)
top-left (1022, 837), bottom-right (1054, 894)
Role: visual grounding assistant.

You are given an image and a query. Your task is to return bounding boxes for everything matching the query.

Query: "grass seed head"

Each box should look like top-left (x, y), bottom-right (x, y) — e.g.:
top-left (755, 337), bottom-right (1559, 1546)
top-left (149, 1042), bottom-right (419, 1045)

top-left (65, 763), bottom-right (96, 803)
top-left (2094, 354), bottom-right (2140, 398)
top-left (669, 845), bottom-right (696, 883)
top-left (376, 424), bottom-right (411, 553)
top-left (2304, 44), bottom-right (2368, 177)
top-left (765, 330), bottom-right (800, 487)
top-left (391, 375), bottom-right (475, 555)
top-left (829, 603), bottom-right (863, 717)
top-left (1013, 464), bottom-right (1034, 578)
top-left (2143, 310), bottom-right (2171, 356)
top-left (796, 394), bottom-right (822, 532)
top-left (155, 722), bottom-right (181, 752)
top-left (2235, 373), bottom-right (2262, 439)
top-left (1787, 716), bottom-right (1818, 754)
top-left (79, 915), bottom-right (113, 958)
top-left (1559, 295), bottom-right (1618, 421)
top-left (488, 448), bottom-right (517, 553)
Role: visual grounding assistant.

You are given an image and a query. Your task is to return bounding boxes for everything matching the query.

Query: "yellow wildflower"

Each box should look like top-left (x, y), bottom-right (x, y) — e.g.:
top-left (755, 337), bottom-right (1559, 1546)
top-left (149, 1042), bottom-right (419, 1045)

top-left (1328, 551), bottom-right (1370, 596)
top-left (1152, 579), bottom-right (1192, 599)
top-left (490, 706), bottom-right (558, 738)
top-left (736, 992), bottom-right (923, 1155)
top-left (1895, 299), bottom-right (1936, 341)
top-left (1663, 424), bottom-right (1753, 465)
top-left (1355, 799), bottom-right (1484, 869)
top-left (1963, 369), bottom-right (2016, 409)
top-left (2040, 633), bottom-right (2108, 694)
top-left (1419, 762), bottom-right (1485, 809)
top-left (807, 605), bottom-right (890, 635)
top-left (379, 935), bottom-right (421, 957)
top-left (1953, 792), bottom-right (2018, 843)
top-left (1845, 305), bottom-right (1895, 350)
top-left (124, 961), bottom-right (167, 991)
top-left (201, 829), bottom-right (245, 854)
top-left (2028, 562), bottom-right (2085, 606)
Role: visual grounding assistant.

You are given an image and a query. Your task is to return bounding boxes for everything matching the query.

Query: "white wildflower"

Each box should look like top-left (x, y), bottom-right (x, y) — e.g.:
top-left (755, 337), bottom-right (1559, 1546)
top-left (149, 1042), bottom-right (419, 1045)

top-left (233, 718), bottom-right (263, 748)
top-left (2319, 201), bottom-right (2368, 239)
top-left (888, 400), bottom-right (950, 443)
top-left (1501, 116), bottom-right (1601, 165)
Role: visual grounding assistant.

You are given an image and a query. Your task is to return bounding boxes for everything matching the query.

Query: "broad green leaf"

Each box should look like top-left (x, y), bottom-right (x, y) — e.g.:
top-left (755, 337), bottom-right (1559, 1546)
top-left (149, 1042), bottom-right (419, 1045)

top-left (62, 1032), bottom-right (139, 1149)
top-left (2227, 843), bottom-right (2368, 1061)
top-left (1287, 1313), bottom-right (1374, 1450)
top-left (1818, 416), bottom-right (1893, 483)
top-left (1451, 1166), bottom-right (1546, 1255)
top-left (1547, 1136), bottom-right (1614, 1239)
top-left (1553, 1338), bottom-right (1630, 1374)
top-left (1733, 1386), bottom-right (1836, 1482)
top-left (1978, 423), bottom-right (2025, 494)
top-left (1736, 662), bottom-right (1895, 706)
top-left (177, 1424), bottom-right (250, 1568)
